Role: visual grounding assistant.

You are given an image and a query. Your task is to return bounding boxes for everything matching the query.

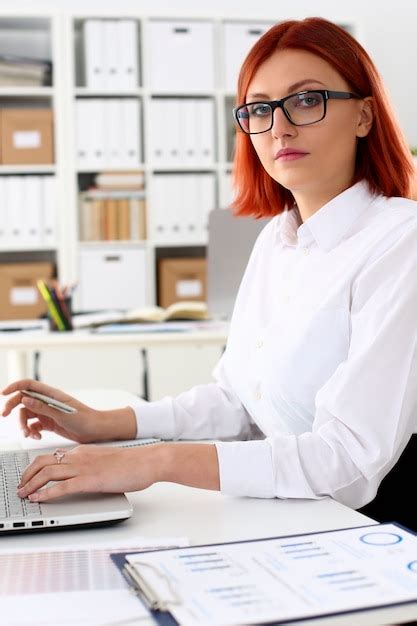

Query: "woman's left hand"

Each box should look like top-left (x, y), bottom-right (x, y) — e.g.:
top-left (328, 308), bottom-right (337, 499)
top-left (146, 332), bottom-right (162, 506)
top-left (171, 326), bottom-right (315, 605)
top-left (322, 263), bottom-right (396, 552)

top-left (16, 444), bottom-right (166, 503)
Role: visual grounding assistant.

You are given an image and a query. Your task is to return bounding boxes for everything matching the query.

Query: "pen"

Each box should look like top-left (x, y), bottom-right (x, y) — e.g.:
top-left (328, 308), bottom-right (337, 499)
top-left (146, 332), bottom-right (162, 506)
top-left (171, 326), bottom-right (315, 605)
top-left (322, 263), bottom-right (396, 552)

top-left (0, 327), bottom-right (43, 332)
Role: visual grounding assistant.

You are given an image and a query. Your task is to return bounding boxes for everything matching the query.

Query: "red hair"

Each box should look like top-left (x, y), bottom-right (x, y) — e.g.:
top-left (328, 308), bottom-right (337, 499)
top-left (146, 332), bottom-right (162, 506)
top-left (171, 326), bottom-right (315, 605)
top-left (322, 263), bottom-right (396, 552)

top-left (232, 17), bottom-right (414, 218)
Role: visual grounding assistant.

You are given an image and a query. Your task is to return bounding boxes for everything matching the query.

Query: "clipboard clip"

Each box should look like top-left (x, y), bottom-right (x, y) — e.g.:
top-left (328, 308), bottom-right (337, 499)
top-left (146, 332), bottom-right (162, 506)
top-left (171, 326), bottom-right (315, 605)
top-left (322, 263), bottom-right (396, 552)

top-left (123, 561), bottom-right (182, 612)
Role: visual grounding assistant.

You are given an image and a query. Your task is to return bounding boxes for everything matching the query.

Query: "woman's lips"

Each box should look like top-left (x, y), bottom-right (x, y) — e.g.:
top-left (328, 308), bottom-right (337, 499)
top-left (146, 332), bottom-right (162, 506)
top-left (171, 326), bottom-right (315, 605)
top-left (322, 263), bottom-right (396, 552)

top-left (276, 152), bottom-right (308, 161)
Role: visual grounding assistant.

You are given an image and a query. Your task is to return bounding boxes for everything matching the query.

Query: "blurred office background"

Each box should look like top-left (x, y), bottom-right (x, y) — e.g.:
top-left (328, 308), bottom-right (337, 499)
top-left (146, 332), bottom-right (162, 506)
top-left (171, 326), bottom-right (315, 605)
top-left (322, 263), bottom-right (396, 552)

top-left (0, 0), bottom-right (416, 399)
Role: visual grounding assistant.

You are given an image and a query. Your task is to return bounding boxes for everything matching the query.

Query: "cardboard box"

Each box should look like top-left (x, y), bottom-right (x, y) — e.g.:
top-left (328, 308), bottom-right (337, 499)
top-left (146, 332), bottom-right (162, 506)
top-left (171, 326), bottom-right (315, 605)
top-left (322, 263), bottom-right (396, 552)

top-left (0, 262), bottom-right (54, 320)
top-left (158, 257), bottom-right (207, 308)
top-left (0, 109), bottom-right (54, 164)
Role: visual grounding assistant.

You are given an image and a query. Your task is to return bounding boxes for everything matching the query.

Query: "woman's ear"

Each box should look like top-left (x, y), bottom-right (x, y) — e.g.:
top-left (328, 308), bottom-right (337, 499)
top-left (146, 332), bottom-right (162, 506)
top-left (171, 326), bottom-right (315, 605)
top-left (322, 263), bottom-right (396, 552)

top-left (356, 96), bottom-right (374, 138)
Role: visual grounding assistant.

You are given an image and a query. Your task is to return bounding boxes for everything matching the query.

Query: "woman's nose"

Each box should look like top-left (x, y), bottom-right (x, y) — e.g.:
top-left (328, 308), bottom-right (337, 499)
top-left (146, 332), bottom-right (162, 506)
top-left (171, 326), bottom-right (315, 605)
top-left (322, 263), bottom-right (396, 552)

top-left (271, 107), bottom-right (297, 140)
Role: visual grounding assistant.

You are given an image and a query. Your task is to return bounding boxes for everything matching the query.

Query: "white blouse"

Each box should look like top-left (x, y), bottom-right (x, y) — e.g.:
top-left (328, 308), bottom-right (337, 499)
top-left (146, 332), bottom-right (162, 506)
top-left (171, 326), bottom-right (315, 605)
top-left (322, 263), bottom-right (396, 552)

top-left (131, 180), bottom-right (417, 509)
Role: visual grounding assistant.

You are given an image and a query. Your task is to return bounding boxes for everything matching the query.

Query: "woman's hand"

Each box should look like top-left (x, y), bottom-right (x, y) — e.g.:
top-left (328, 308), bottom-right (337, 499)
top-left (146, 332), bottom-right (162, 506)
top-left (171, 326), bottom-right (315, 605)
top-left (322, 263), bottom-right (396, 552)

top-left (16, 444), bottom-right (166, 502)
top-left (1, 379), bottom-right (137, 443)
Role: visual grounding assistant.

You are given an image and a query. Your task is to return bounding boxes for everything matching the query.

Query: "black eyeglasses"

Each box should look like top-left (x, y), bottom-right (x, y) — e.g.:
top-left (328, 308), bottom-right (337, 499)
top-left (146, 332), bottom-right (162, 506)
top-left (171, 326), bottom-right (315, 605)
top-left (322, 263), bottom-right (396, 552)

top-left (233, 90), bottom-right (361, 134)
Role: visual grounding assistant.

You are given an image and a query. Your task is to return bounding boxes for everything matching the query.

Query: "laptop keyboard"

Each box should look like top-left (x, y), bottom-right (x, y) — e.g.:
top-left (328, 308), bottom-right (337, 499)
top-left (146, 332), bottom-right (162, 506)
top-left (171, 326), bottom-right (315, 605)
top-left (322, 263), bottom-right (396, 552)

top-left (0, 451), bottom-right (42, 519)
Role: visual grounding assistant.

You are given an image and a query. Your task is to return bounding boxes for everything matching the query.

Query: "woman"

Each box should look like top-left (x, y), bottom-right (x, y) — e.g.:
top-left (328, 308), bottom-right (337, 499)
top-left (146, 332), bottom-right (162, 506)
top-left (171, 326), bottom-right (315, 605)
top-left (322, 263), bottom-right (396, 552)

top-left (2, 17), bottom-right (417, 528)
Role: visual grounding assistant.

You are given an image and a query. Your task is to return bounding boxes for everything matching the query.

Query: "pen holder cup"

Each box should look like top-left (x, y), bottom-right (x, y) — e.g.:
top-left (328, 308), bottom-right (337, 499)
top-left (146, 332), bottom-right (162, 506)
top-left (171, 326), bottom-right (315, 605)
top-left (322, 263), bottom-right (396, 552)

top-left (48, 296), bottom-right (73, 332)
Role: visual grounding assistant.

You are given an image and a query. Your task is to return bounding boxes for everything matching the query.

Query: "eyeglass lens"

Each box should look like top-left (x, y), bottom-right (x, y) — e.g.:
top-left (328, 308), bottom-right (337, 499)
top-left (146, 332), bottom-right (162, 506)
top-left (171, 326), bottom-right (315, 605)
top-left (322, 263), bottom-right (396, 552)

top-left (238, 91), bottom-right (325, 133)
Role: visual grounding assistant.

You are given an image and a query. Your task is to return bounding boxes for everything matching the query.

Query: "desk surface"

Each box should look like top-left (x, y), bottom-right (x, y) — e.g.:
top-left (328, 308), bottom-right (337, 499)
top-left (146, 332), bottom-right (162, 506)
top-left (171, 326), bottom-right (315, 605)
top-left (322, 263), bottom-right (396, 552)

top-left (2, 482), bottom-right (417, 625)
top-left (1, 404), bottom-right (416, 624)
top-left (0, 324), bottom-right (229, 349)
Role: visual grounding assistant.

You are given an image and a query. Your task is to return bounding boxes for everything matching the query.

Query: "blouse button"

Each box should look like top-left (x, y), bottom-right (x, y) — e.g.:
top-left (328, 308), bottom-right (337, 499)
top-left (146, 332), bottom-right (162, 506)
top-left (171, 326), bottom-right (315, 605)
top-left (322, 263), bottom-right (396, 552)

top-left (256, 339), bottom-right (264, 348)
top-left (303, 247), bottom-right (309, 256)
top-left (254, 390), bottom-right (262, 401)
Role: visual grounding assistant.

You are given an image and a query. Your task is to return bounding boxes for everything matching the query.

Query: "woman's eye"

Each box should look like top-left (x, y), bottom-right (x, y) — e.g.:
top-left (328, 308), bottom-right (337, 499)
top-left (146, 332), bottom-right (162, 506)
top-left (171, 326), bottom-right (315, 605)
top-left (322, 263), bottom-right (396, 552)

top-left (299, 95), bottom-right (320, 107)
top-left (250, 104), bottom-right (270, 117)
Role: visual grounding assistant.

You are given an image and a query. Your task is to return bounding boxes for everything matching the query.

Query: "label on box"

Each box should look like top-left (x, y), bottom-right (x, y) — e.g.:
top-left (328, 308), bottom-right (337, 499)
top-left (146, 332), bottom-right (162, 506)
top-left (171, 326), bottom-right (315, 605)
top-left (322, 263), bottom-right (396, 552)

top-left (13, 130), bottom-right (42, 149)
top-left (10, 287), bottom-right (38, 306)
top-left (176, 279), bottom-right (202, 298)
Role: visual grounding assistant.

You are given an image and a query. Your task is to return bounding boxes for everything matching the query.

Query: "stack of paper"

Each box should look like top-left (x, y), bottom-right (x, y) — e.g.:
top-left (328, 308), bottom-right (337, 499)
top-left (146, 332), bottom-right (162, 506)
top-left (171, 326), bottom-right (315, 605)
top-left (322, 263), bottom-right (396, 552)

top-left (0, 54), bottom-right (52, 87)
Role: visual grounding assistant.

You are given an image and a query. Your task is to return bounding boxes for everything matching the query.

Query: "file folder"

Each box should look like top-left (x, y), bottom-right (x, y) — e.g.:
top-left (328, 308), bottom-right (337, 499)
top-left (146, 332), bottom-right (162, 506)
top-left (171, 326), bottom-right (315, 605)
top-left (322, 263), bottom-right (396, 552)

top-left (24, 176), bottom-right (42, 246)
top-left (119, 19), bottom-right (139, 88)
top-left (42, 175), bottom-right (56, 247)
top-left (112, 522), bottom-right (417, 626)
top-left (0, 177), bottom-right (6, 248)
top-left (4, 176), bottom-right (24, 247)
top-left (83, 19), bottom-right (105, 89)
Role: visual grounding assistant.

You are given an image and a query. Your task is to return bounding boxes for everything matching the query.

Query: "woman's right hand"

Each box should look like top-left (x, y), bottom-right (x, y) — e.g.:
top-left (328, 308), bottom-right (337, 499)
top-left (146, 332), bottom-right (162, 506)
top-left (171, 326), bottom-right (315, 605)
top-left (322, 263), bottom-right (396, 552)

top-left (1, 379), bottom-right (104, 443)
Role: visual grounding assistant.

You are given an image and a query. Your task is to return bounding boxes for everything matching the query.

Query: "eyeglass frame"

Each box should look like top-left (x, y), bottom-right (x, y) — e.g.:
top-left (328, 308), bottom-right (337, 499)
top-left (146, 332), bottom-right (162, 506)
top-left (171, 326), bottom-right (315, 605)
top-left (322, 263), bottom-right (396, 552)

top-left (233, 89), bottom-right (362, 134)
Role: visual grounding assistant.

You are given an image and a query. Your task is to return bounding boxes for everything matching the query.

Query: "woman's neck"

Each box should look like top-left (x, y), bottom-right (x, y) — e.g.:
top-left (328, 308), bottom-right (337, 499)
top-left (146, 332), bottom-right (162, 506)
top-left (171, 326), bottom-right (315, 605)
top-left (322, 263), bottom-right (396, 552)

top-left (293, 177), bottom-right (354, 223)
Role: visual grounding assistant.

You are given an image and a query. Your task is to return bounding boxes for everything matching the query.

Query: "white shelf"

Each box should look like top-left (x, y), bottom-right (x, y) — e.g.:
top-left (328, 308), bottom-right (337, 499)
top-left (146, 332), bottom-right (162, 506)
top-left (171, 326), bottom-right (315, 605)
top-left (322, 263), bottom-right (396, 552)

top-left (0, 245), bottom-right (57, 253)
top-left (148, 164), bottom-right (217, 172)
top-left (74, 87), bottom-right (143, 97)
top-left (0, 86), bottom-right (54, 97)
top-left (0, 164), bottom-right (56, 174)
top-left (78, 240), bottom-right (148, 248)
top-left (76, 165), bottom-right (145, 173)
top-left (0, 11), bottom-right (359, 313)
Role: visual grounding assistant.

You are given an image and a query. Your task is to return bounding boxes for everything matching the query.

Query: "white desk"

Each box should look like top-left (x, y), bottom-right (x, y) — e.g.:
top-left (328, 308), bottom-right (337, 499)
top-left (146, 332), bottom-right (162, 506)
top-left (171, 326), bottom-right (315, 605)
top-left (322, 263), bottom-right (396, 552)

top-left (1, 400), bottom-right (416, 624)
top-left (0, 325), bottom-right (229, 383)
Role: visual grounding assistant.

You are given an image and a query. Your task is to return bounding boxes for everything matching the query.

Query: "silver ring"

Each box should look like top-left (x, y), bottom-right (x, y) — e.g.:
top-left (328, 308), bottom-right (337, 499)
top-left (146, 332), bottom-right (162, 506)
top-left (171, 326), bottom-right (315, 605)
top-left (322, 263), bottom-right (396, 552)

top-left (53, 450), bottom-right (66, 464)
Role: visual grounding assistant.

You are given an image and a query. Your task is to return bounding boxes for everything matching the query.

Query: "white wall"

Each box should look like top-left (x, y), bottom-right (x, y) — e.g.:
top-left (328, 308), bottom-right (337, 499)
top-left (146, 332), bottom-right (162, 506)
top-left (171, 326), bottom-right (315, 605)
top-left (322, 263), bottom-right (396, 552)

top-left (7, 0), bottom-right (417, 145)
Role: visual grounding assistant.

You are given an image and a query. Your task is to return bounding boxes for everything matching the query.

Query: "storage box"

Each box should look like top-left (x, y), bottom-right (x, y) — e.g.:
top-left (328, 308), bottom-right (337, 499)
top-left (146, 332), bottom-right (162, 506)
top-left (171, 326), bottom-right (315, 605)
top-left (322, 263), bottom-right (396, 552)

top-left (0, 109), bottom-right (54, 164)
top-left (158, 257), bottom-right (207, 308)
top-left (223, 22), bottom-right (274, 91)
top-left (79, 246), bottom-right (147, 310)
top-left (0, 262), bottom-right (54, 320)
top-left (148, 20), bottom-right (215, 91)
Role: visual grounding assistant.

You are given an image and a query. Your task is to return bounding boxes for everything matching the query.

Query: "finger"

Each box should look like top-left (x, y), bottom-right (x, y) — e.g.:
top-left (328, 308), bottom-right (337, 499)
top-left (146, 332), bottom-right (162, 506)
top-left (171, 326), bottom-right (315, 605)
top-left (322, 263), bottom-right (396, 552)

top-left (2, 391), bottom-right (25, 417)
top-left (19, 452), bottom-right (61, 487)
top-left (26, 477), bottom-right (84, 503)
top-left (26, 420), bottom-right (43, 440)
top-left (17, 464), bottom-right (76, 499)
top-left (19, 407), bottom-right (31, 437)
top-left (20, 395), bottom-right (68, 422)
top-left (2, 379), bottom-right (73, 403)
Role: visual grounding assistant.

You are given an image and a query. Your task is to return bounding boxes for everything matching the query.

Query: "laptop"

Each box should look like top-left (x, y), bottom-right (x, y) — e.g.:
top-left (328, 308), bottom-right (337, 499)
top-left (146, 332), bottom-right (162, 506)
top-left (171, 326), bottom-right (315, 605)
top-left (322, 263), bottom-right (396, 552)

top-left (0, 438), bottom-right (158, 534)
top-left (207, 208), bottom-right (270, 320)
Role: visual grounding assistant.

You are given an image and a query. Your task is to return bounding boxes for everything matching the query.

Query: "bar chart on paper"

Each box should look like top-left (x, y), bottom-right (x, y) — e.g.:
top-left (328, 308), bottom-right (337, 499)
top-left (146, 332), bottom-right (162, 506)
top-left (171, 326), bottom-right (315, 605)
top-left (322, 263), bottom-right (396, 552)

top-left (0, 536), bottom-right (188, 625)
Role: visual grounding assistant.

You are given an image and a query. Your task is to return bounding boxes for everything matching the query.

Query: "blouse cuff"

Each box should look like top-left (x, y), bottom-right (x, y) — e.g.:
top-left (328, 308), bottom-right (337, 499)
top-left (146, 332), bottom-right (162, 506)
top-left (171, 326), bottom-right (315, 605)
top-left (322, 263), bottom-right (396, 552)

top-left (215, 440), bottom-right (275, 498)
top-left (129, 397), bottom-right (177, 440)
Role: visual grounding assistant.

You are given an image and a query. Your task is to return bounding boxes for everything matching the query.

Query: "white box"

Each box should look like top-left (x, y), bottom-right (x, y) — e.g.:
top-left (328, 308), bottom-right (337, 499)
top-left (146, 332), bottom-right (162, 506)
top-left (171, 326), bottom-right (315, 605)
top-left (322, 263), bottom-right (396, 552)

top-left (147, 20), bottom-right (215, 91)
top-left (79, 247), bottom-right (147, 311)
top-left (223, 22), bottom-right (274, 92)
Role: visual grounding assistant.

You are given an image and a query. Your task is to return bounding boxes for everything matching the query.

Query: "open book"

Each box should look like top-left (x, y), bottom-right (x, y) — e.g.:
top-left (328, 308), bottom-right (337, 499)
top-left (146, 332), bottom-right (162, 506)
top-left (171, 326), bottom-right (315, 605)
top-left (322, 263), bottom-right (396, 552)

top-left (123, 301), bottom-right (209, 323)
top-left (73, 301), bottom-right (209, 328)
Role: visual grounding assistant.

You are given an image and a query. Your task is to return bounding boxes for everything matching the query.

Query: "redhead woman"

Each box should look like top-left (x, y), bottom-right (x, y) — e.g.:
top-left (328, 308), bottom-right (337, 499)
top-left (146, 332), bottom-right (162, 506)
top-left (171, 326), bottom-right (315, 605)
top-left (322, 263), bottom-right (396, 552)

top-left (2, 18), bottom-right (417, 530)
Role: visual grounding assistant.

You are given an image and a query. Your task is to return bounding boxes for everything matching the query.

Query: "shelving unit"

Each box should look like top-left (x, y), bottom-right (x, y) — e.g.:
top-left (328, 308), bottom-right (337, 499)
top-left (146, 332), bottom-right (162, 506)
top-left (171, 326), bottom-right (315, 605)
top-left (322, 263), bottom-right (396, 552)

top-left (0, 11), bottom-right (358, 317)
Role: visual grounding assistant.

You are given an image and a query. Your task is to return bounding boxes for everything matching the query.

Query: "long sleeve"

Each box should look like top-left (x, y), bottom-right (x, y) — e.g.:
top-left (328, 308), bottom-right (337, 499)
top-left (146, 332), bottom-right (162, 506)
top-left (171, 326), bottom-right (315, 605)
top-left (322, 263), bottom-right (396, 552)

top-left (216, 221), bottom-right (417, 507)
top-left (130, 354), bottom-right (262, 441)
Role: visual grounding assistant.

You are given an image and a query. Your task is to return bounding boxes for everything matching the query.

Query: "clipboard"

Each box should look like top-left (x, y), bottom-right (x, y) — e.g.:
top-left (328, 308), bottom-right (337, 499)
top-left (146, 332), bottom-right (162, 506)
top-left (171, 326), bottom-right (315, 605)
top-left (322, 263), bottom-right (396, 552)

top-left (111, 522), bottom-right (417, 626)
